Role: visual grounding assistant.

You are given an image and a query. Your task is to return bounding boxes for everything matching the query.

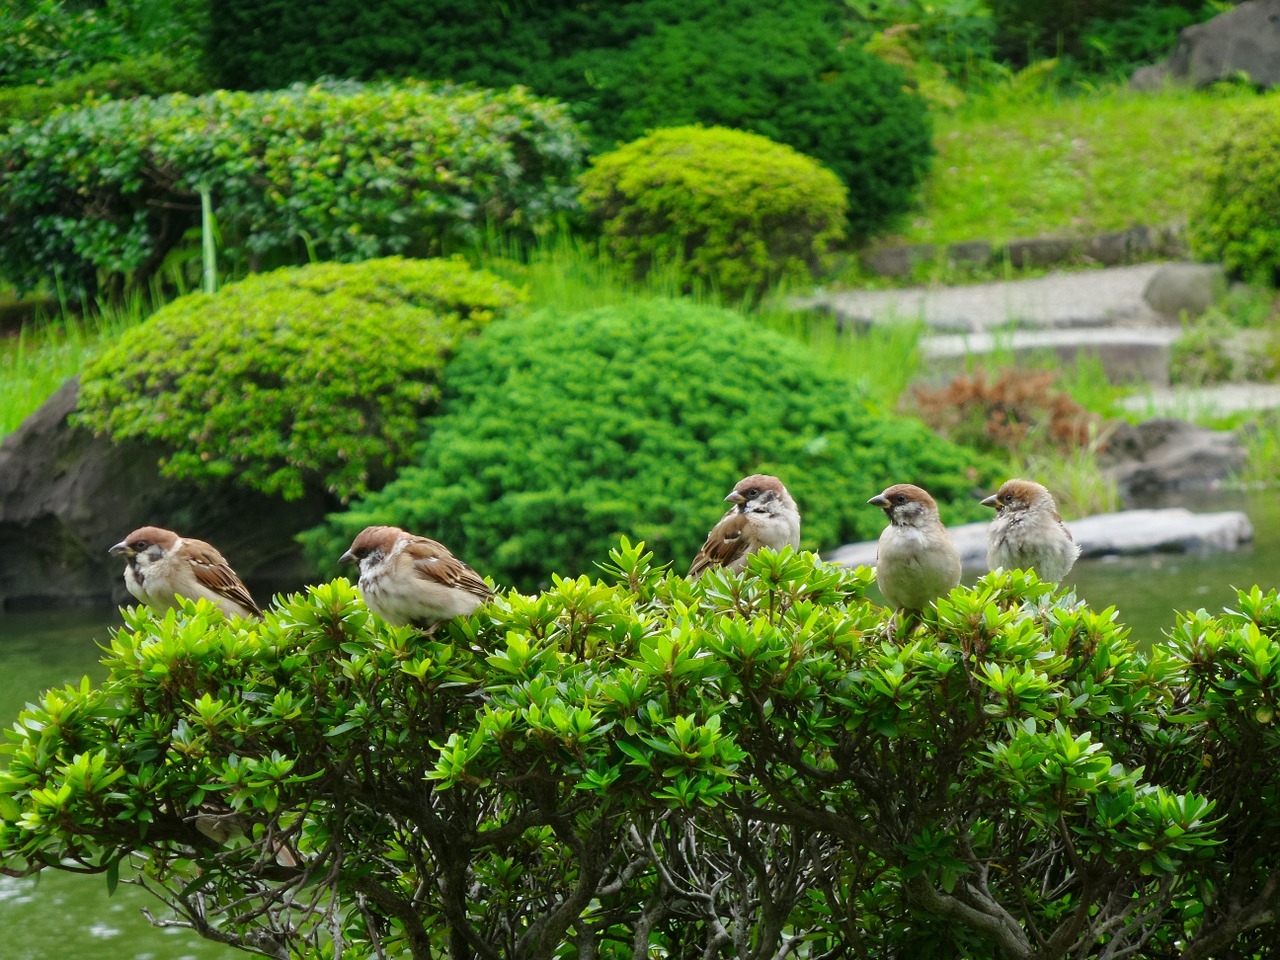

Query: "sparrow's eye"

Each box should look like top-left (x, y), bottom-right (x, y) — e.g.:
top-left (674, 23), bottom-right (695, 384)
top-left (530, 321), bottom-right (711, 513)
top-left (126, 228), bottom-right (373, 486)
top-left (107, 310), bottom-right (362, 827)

top-left (130, 540), bottom-right (149, 551)
top-left (892, 494), bottom-right (906, 504)
top-left (744, 487), bottom-right (759, 498)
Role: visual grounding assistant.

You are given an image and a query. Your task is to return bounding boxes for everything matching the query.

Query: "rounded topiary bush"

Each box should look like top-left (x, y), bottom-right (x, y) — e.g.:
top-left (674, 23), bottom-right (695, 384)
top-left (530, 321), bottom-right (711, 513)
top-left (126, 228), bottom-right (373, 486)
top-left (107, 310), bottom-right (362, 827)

top-left (588, 3), bottom-right (933, 239)
top-left (1189, 101), bottom-right (1280, 284)
top-left (304, 298), bottom-right (994, 588)
top-left (579, 126), bottom-right (848, 301)
top-left (75, 257), bottom-right (524, 502)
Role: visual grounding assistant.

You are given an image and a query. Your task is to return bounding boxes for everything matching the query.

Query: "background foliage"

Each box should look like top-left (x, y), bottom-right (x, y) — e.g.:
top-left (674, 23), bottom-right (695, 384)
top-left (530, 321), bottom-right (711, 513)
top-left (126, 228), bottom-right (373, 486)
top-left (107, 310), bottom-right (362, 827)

top-left (1189, 99), bottom-right (1280, 285)
top-left (204, 0), bottom-right (933, 239)
top-left (6, 555), bottom-right (1280, 958)
top-left (75, 257), bottom-right (524, 502)
top-left (303, 298), bottom-right (995, 588)
top-left (0, 79), bottom-right (587, 297)
top-left (579, 126), bottom-right (848, 301)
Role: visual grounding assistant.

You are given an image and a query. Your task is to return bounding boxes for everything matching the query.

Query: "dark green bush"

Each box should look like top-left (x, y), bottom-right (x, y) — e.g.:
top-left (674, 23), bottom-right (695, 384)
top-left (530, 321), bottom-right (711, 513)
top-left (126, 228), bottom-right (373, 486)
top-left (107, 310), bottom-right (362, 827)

top-left (579, 126), bottom-right (848, 301)
top-left (74, 257), bottom-right (525, 502)
top-left (204, 0), bottom-right (931, 239)
top-left (0, 80), bottom-right (587, 297)
top-left (1188, 100), bottom-right (1280, 284)
top-left (0, 52), bottom-right (209, 126)
top-left (587, 2), bottom-right (934, 238)
top-left (304, 298), bottom-right (994, 588)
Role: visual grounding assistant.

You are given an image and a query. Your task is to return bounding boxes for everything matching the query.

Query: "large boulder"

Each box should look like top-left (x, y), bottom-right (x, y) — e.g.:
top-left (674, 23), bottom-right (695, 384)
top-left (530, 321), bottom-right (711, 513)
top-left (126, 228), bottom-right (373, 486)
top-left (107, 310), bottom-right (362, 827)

top-left (1132, 0), bottom-right (1280, 90)
top-left (0, 378), bottom-right (333, 611)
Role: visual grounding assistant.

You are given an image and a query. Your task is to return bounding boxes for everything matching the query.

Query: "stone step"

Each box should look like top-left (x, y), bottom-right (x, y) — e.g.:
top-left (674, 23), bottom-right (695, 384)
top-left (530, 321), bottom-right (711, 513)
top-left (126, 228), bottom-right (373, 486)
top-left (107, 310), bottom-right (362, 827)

top-left (1122, 383), bottom-right (1280, 418)
top-left (826, 508), bottom-right (1254, 573)
top-left (920, 328), bottom-right (1181, 386)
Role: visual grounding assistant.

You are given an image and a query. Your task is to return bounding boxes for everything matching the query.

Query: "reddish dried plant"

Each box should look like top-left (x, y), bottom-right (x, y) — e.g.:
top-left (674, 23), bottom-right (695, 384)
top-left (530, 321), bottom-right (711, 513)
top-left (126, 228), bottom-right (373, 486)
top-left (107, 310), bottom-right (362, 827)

top-left (907, 367), bottom-right (1104, 456)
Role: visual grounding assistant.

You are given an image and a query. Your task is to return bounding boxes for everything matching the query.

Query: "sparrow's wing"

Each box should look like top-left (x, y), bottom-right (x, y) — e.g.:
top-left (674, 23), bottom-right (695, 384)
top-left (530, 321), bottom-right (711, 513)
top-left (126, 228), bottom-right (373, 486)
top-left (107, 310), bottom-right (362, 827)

top-left (1054, 512), bottom-right (1076, 542)
top-left (186, 541), bottom-right (264, 617)
top-left (405, 537), bottom-right (493, 601)
top-left (688, 509), bottom-right (751, 579)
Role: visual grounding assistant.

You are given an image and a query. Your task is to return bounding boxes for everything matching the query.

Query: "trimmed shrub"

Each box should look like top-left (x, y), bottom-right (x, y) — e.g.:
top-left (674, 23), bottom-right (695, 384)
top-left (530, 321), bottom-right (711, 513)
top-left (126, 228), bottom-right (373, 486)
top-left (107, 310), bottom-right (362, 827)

top-left (579, 126), bottom-right (848, 301)
top-left (203, 0), bottom-right (932, 239)
top-left (304, 298), bottom-right (995, 588)
top-left (74, 257), bottom-right (525, 502)
top-left (587, 2), bottom-right (934, 238)
top-left (0, 53), bottom-right (210, 126)
top-left (1188, 101), bottom-right (1280, 285)
top-left (0, 80), bottom-right (587, 296)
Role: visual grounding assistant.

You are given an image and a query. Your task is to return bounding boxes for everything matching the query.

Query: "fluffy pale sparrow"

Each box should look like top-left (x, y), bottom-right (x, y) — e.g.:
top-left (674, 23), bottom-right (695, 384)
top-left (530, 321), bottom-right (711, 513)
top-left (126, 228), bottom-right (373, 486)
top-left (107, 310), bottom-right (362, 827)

top-left (981, 478), bottom-right (1080, 582)
top-left (868, 483), bottom-right (962, 615)
top-left (688, 474), bottom-right (802, 579)
top-left (108, 526), bottom-right (263, 619)
top-left (339, 525), bottom-right (493, 627)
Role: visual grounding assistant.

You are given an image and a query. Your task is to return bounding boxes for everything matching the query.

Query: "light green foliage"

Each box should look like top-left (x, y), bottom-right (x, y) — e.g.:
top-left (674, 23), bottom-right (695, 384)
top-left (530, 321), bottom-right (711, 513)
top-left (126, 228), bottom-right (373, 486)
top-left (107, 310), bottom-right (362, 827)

top-left (579, 126), bottom-right (849, 301)
top-left (5, 547), bottom-right (1279, 957)
top-left (904, 86), bottom-right (1262, 246)
top-left (304, 298), bottom-right (994, 587)
top-left (0, 80), bottom-right (588, 296)
top-left (74, 257), bottom-right (524, 502)
top-left (1189, 98), bottom-right (1280, 284)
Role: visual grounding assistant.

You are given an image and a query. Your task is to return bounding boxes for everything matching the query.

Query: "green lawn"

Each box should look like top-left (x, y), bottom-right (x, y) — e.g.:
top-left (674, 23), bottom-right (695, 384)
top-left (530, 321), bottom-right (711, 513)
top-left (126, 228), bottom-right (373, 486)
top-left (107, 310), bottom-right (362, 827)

top-left (889, 85), bottom-right (1268, 246)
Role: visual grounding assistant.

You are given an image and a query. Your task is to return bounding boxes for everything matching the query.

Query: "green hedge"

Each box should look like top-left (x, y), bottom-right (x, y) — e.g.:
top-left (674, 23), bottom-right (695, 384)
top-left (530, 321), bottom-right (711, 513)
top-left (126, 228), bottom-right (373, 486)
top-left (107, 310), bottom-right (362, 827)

top-left (204, 0), bottom-right (932, 239)
top-left (579, 126), bottom-right (848, 300)
top-left (304, 298), bottom-right (995, 588)
top-left (1189, 99), bottom-right (1280, 284)
top-left (0, 80), bottom-right (587, 296)
top-left (0, 53), bottom-right (210, 126)
top-left (75, 257), bottom-right (525, 502)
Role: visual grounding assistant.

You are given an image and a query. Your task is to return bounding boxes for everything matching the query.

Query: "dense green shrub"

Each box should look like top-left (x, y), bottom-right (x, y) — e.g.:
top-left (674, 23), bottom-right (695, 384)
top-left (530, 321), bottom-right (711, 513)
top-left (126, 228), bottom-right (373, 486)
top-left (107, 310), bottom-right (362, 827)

top-left (988, 0), bottom-right (1209, 71)
top-left (1188, 100), bottom-right (1280, 284)
top-left (204, 0), bottom-right (931, 238)
top-left (304, 298), bottom-right (994, 588)
top-left (0, 52), bottom-right (209, 126)
top-left (74, 257), bottom-right (524, 502)
top-left (579, 127), bottom-right (848, 300)
top-left (2, 0), bottom-right (209, 87)
top-left (8, 552), bottom-right (1280, 957)
top-left (586, 2), bottom-right (934, 238)
top-left (0, 80), bottom-right (587, 297)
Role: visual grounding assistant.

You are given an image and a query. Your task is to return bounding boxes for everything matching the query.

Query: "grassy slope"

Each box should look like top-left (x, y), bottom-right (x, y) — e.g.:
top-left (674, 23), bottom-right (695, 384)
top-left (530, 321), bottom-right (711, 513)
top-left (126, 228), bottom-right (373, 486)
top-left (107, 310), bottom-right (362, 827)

top-left (889, 86), bottom-right (1266, 246)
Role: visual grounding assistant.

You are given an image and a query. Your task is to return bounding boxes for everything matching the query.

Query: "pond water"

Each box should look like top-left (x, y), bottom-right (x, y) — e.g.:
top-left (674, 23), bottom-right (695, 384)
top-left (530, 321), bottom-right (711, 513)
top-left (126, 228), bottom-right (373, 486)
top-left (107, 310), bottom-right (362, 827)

top-left (0, 489), bottom-right (1277, 957)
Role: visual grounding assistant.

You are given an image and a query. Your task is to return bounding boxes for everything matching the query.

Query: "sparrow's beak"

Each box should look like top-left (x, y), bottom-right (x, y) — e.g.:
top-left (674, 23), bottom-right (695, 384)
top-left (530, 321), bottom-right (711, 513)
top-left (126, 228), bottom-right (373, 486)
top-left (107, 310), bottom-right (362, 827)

top-left (980, 494), bottom-right (999, 509)
top-left (867, 494), bottom-right (889, 509)
top-left (338, 549), bottom-right (356, 565)
top-left (108, 540), bottom-right (133, 558)
top-left (724, 491), bottom-right (747, 505)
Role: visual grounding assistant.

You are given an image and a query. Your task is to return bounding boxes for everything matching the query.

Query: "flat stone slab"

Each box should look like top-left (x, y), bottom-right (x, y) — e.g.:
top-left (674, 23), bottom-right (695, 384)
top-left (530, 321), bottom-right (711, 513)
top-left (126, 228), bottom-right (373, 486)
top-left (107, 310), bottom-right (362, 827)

top-left (797, 263), bottom-right (1167, 333)
top-left (1122, 383), bottom-right (1280, 418)
top-left (826, 508), bottom-right (1254, 572)
top-left (921, 328), bottom-right (1180, 386)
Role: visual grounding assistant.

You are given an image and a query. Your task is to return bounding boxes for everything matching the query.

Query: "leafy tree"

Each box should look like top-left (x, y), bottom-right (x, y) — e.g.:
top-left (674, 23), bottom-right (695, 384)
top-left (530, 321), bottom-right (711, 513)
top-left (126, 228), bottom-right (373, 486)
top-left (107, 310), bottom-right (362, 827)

top-left (5, 543), bottom-right (1280, 958)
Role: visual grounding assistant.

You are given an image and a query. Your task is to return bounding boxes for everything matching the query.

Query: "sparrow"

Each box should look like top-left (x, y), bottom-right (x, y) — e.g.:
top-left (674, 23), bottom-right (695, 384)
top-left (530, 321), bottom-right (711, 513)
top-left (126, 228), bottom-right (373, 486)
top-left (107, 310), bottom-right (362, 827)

top-left (867, 483), bottom-right (962, 615)
top-left (981, 479), bottom-right (1080, 582)
top-left (688, 474), bottom-right (802, 579)
top-left (108, 526), bottom-right (263, 619)
top-left (339, 525), bottom-right (493, 627)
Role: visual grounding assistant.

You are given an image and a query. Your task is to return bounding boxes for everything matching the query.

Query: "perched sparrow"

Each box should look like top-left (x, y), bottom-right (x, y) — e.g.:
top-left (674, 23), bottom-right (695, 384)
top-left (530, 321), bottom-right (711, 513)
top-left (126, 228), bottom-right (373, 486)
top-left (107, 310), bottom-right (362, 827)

top-left (339, 525), bottom-right (493, 627)
top-left (688, 474), bottom-right (802, 579)
top-left (108, 526), bottom-right (263, 619)
top-left (868, 483), bottom-right (962, 615)
top-left (981, 478), bottom-right (1080, 582)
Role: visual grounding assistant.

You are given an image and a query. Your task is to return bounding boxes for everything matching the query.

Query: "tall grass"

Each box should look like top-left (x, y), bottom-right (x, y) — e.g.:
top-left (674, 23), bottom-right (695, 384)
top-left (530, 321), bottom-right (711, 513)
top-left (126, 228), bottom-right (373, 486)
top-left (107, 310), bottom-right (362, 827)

top-left (0, 295), bottom-right (152, 439)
